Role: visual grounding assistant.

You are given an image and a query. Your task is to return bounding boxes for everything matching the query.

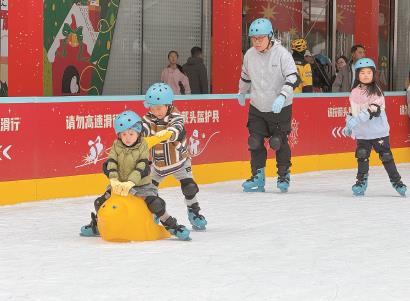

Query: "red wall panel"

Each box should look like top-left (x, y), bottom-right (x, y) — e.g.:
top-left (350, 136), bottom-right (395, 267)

top-left (1, 96), bottom-right (408, 182)
top-left (8, 0), bottom-right (43, 96)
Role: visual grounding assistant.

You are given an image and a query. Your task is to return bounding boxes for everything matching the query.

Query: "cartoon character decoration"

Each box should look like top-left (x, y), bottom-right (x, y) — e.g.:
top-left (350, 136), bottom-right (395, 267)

top-left (58, 15), bottom-right (88, 61)
top-left (86, 136), bottom-right (104, 164)
top-left (76, 136), bottom-right (105, 168)
top-left (189, 129), bottom-right (200, 155)
top-left (87, 0), bottom-right (101, 32)
top-left (52, 14), bottom-right (92, 96)
top-left (188, 129), bottom-right (220, 157)
top-left (61, 65), bottom-right (80, 94)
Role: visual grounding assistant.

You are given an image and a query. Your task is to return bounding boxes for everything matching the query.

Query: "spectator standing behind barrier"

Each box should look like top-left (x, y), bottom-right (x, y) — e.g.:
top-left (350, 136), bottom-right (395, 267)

top-left (332, 55), bottom-right (348, 84)
top-left (304, 51), bottom-right (332, 92)
top-left (290, 38), bottom-right (313, 93)
top-left (182, 47), bottom-right (208, 94)
top-left (332, 44), bottom-right (366, 92)
top-left (161, 51), bottom-right (191, 95)
top-left (237, 18), bottom-right (299, 193)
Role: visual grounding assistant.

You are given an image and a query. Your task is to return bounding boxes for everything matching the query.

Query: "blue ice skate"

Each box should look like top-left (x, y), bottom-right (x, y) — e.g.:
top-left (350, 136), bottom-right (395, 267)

top-left (352, 178), bottom-right (368, 196)
top-left (188, 210), bottom-right (207, 231)
top-left (242, 168), bottom-right (265, 192)
top-left (277, 173), bottom-right (290, 193)
top-left (80, 212), bottom-right (100, 237)
top-left (162, 217), bottom-right (191, 241)
top-left (168, 226), bottom-right (191, 241)
top-left (391, 180), bottom-right (407, 197)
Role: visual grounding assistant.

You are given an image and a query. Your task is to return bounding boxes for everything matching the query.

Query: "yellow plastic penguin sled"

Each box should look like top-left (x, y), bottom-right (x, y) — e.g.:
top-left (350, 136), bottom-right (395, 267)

top-left (96, 133), bottom-right (173, 242)
top-left (97, 194), bottom-right (171, 242)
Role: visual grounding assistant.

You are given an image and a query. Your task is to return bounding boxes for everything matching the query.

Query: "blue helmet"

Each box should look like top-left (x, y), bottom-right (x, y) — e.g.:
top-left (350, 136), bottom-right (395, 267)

top-left (144, 83), bottom-right (174, 108)
top-left (249, 18), bottom-right (273, 37)
top-left (114, 110), bottom-right (142, 134)
top-left (354, 58), bottom-right (376, 70)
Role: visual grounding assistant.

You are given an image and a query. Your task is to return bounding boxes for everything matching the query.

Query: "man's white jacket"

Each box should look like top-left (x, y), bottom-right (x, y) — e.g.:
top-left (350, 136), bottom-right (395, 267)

top-left (239, 40), bottom-right (299, 113)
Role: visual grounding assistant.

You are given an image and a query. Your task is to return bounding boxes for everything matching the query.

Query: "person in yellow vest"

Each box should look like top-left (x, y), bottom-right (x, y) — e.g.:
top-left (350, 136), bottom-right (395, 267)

top-left (291, 38), bottom-right (313, 93)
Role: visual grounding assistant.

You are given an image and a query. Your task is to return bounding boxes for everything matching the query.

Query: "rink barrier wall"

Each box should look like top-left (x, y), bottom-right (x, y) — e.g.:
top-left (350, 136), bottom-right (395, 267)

top-left (0, 92), bottom-right (409, 205)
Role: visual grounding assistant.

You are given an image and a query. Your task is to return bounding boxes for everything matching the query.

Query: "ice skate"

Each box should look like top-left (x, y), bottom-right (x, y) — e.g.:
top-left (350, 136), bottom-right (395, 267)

top-left (352, 174), bottom-right (368, 196)
top-left (391, 180), bottom-right (407, 197)
top-left (80, 212), bottom-right (100, 237)
top-left (161, 217), bottom-right (191, 241)
top-left (187, 203), bottom-right (207, 231)
top-left (242, 168), bottom-right (265, 192)
top-left (277, 172), bottom-right (290, 193)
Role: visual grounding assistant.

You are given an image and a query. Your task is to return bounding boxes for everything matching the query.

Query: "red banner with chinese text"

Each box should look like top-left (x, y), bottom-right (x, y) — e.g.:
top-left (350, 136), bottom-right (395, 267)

top-left (0, 96), bottom-right (409, 182)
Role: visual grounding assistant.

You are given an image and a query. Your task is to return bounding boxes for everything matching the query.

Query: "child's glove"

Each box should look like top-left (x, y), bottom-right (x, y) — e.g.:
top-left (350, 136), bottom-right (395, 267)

top-left (110, 178), bottom-right (123, 195)
top-left (119, 181), bottom-right (135, 196)
top-left (345, 114), bottom-right (359, 130)
top-left (155, 130), bottom-right (173, 139)
top-left (342, 126), bottom-right (352, 136)
top-left (237, 93), bottom-right (246, 106)
top-left (272, 95), bottom-right (286, 113)
top-left (144, 130), bottom-right (173, 149)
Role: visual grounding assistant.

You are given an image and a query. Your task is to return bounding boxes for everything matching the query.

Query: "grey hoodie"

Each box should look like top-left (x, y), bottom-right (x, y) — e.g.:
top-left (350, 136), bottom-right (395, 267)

top-left (183, 57), bottom-right (209, 94)
top-left (239, 40), bottom-right (298, 112)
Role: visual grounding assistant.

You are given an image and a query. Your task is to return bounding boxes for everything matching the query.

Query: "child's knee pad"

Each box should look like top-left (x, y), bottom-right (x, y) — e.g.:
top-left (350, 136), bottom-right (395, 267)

top-left (180, 178), bottom-right (199, 200)
top-left (355, 146), bottom-right (370, 161)
top-left (145, 196), bottom-right (166, 217)
top-left (379, 151), bottom-right (393, 163)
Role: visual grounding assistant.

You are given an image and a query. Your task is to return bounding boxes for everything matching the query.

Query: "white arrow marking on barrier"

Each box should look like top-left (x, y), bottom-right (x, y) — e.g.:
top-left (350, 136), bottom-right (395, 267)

top-left (3, 145), bottom-right (11, 160)
top-left (332, 127), bottom-right (337, 138)
top-left (336, 127), bottom-right (342, 138)
top-left (332, 127), bottom-right (349, 139)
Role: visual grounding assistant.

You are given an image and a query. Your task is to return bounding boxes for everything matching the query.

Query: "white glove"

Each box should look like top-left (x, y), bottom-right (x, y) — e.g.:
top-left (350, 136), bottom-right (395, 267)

top-left (119, 181), bottom-right (135, 196)
top-left (110, 178), bottom-right (123, 195)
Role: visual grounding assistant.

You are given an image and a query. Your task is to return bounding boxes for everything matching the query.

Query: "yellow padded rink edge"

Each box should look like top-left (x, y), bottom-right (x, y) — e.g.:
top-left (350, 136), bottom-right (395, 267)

top-left (1, 147), bottom-right (409, 205)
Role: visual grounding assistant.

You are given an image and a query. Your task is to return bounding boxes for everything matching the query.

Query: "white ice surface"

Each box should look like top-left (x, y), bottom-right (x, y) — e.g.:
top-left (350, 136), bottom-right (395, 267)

top-left (1, 164), bottom-right (410, 301)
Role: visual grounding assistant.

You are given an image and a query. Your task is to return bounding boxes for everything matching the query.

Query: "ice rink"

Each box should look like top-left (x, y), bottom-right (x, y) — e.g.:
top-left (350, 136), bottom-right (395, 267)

top-left (1, 164), bottom-right (409, 301)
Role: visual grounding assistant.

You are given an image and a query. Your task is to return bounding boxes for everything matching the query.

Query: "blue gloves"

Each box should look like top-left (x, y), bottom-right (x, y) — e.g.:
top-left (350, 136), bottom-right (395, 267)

top-left (342, 115), bottom-right (359, 136)
top-left (345, 115), bottom-right (359, 129)
top-left (272, 95), bottom-right (286, 113)
top-left (237, 93), bottom-right (246, 106)
top-left (343, 106), bottom-right (379, 137)
top-left (342, 127), bottom-right (352, 136)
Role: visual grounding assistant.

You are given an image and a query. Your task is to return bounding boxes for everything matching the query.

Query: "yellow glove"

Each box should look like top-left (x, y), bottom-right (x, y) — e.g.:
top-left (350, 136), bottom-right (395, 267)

top-left (110, 178), bottom-right (123, 195)
top-left (119, 181), bottom-right (135, 196)
top-left (144, 130), bottom-right (173, 149)
top-left (156, 130), bottom-right (173, 139)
